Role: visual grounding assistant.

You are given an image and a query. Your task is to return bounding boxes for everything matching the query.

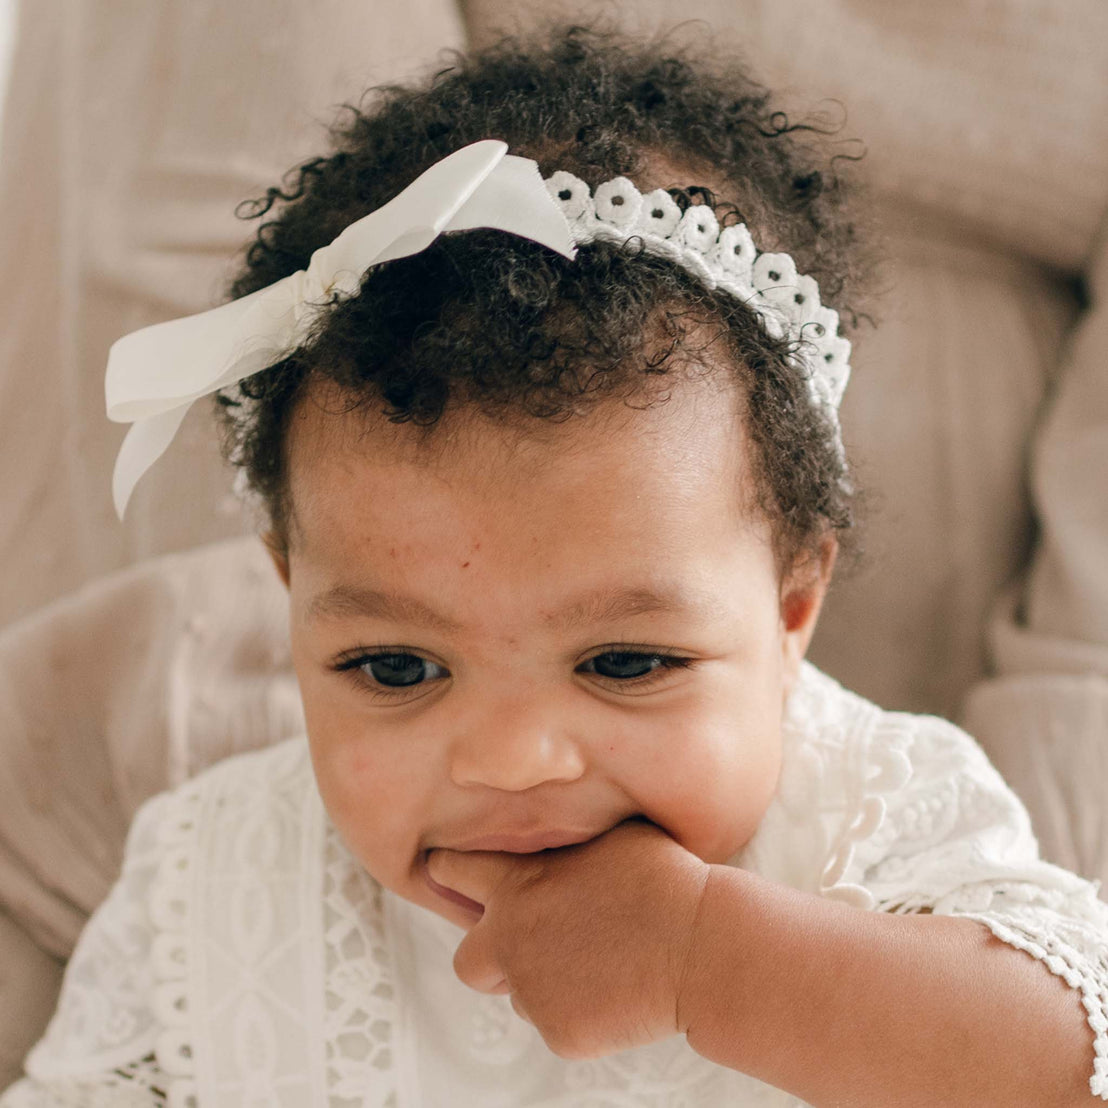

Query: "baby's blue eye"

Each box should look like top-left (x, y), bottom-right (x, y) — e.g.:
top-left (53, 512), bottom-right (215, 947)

top-left (361, 653), bottom-right (443, 688)
top-left (584, 652), bottom-right (664, 680)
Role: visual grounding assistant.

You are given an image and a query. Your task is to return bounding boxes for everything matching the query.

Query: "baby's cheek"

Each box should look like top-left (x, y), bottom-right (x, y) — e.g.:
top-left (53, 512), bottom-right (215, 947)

top-left (309, 734), bottom-right (387, 829)
top-left (648, 720), bottom-right (783, 863)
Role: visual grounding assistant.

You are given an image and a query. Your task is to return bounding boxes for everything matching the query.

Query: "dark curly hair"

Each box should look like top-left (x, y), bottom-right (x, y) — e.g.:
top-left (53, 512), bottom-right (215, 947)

top-left (215, 18), bottom-right (876, 576)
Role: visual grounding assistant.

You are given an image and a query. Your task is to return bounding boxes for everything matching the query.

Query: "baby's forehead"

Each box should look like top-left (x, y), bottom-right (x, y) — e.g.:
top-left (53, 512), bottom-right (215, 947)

top-left (298, 366), bottom-right (747, 467)
top-left (284, 371), bottom-right (759, 554)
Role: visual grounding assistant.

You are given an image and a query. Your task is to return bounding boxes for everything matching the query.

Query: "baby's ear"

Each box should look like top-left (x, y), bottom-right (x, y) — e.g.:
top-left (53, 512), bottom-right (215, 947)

top-left (779, 534), bottom-right (837, 688)
top-left (261, 531), bottom-right (291, 590)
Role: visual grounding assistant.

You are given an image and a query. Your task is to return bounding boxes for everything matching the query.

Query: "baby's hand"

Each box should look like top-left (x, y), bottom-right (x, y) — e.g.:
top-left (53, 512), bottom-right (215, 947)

top-left (425, 819), bottom-right (711, 1059)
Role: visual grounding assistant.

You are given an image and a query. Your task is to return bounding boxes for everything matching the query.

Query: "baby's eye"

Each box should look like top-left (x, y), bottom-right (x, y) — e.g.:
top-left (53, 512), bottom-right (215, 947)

top-left (362, 652), bottom-right (446, 687)
top-left (582, 651), bottom-right (663, 679)
top-left (334, 650), bottom-right (448, 701)
top-left (578, 651), bottom-right (694, 689)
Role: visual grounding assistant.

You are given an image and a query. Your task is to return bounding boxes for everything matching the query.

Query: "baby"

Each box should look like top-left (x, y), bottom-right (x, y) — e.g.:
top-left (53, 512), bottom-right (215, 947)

top-left (6, 22), bottom-right (1108, 1108)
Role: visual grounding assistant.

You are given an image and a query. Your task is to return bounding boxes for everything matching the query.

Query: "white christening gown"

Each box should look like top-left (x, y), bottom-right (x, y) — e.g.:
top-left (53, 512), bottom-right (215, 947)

top-left (3, 662), bottom-right (1107, 1107)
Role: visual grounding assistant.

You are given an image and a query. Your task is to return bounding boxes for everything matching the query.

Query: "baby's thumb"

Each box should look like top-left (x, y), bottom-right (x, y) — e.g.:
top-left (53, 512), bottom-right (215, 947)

top-left (452, 922), bottom-right (510, 995)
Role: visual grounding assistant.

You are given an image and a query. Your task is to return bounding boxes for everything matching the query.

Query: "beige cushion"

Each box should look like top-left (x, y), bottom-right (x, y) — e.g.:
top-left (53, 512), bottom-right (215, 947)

top-left (462, 0), bottom-right (1108, 717)
top-left (3, 0), bottom-right (1108, 1091)
top-left (0, 0), bottom-right (467, 630)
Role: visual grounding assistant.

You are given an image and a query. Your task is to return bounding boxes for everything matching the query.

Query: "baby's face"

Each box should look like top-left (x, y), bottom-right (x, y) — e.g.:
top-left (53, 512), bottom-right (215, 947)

top-left (274, 374), bottom-right (828, 930)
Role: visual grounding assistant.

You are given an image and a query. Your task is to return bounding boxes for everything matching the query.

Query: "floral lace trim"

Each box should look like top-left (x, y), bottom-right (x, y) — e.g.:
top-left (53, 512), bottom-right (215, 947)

top-left (819, 689), bottom-right (1108, 1102)
top-left (20, 799), bottom-right (168, 1082)
top-left (771, 665), bottom-right (914, 910)
top-left (817, 717), bottom-right (913, 910)
top-left (544, 171), bottom-right (852, 425)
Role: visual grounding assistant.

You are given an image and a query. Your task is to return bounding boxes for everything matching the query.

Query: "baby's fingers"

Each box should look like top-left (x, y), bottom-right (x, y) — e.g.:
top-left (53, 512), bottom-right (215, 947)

top-left (453, 922), bottom-right (510, 995)
top-left (426, 847), bottom-right (537, 904)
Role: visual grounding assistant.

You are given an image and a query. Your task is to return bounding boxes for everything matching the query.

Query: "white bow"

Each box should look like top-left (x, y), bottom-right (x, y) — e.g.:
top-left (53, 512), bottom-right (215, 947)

top-left (105, 139), bottom-right (577, 519)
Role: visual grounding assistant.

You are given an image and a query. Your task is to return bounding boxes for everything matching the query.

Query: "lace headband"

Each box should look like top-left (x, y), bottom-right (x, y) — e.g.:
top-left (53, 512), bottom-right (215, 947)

top-left (104, 138), bottom-right (850, 519)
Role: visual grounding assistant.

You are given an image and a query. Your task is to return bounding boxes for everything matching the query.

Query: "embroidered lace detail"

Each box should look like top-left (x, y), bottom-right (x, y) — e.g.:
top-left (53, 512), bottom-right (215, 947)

top-left (1, 1055), bottom-right (168, 1107)
top-left (18, 798), bottom-right (170, 1082)
top-left (816, 718), bottom-right (913, 911)
top-left (321, 825), bottom-right (398, 1106)
top-left (145, 738), bottom-right (401, 1106)
top-left (756, 664), bottom-right (913, 909)
top-left (145, 786), bottom-right (201, 1101)
top-left (840, 706), bottom-right (1108, 1101)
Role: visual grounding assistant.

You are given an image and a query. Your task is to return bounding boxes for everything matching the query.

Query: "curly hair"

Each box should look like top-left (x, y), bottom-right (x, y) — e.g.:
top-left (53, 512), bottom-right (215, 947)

top-left (214, 18), bottom-right (876, 576)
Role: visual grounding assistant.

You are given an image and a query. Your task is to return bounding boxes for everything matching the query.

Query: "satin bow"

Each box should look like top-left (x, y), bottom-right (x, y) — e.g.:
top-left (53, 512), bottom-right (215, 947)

top-left (105, 139), bottom-right (577, 518)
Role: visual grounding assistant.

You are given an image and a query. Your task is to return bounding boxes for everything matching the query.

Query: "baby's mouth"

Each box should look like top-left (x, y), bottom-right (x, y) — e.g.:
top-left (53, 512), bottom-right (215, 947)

top-left (418, 816), bottom-right (649, 914)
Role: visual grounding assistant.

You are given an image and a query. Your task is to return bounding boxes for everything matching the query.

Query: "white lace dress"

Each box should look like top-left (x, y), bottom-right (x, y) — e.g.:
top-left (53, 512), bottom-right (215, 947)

top-left (4, 662), bottom-right (1107, 1107)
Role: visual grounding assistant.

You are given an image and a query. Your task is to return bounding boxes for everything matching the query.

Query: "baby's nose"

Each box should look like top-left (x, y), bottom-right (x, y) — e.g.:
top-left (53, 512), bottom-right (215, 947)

top-left (447, 696), bottom-right (586, 791)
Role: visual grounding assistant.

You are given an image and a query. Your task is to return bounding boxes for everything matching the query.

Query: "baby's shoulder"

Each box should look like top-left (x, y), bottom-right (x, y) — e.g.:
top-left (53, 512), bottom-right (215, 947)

top-left (790, 661), bottom-right (1011, 787)
top-left (777, 663), bottom-right (1047, 904)
top-left (128, 736), bottom-right (313, 847)
top-left (178, 732), bottom-right (312, 796)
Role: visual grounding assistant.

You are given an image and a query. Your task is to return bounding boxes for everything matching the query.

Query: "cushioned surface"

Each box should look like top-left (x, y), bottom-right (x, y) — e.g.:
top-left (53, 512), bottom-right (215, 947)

top-left (2, 0), bottom-right (1107, 1091)
top-left (0, 0), bottom-right (467, 629)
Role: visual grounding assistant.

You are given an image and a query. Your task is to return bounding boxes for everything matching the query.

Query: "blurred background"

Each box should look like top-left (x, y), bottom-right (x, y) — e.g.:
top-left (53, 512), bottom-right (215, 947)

top-left (0, 3), bottom-right (13, 115)
top-left (0, 0), bottom-right (1104, 1091)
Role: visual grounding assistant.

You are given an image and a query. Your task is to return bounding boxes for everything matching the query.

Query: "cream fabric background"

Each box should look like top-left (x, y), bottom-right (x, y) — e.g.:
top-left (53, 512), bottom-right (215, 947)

top-left (2, 0), bottom-right (1105, 716)
top-left (0, 0), bottom-right (1106, 1094)
top-left (0, 0), bottom-right (466, 626)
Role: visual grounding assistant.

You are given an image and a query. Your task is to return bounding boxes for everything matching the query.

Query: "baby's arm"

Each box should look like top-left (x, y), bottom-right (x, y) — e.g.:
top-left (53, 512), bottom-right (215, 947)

top-left (682, 865), bottom-right (1099, 1107)
top-left (431, 712), bottom-right (1108, 1106)
top-left (434, 824), bottom-right (1105, 1107)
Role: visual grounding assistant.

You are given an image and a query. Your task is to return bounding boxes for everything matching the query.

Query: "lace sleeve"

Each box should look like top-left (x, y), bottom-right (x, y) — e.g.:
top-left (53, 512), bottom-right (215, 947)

top-left (844, 711), bottom-right (1108, 1100)
top-left (0, 795), bottom-right (178, 1108)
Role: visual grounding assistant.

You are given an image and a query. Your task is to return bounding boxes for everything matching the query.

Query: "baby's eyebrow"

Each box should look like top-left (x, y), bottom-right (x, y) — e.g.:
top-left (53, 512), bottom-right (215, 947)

top-left (304, 582), bottom-right (718, 633)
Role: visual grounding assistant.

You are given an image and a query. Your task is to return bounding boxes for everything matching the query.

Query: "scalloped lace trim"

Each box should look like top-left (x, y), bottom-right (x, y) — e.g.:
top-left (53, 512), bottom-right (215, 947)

top-left (891, 884), bottom-right (1108, 1100)
top-left (542, 170), bottom-right (852, 421)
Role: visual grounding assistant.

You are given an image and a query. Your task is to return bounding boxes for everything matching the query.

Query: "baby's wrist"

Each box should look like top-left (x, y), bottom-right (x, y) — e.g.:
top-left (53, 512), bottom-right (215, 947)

top-left (676, 863), bottom-right (799, 1061)
top-left (676, 863), bottom-right (752, 1037)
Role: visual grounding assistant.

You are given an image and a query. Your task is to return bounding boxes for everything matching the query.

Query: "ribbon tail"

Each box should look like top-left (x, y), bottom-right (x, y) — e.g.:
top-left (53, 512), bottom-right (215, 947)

top-left (446, 154), bottom-right (577, 259)
top-left (112, 403), bottom-right (193, 519)
top-left (105, 282), bottom-right (282, 422)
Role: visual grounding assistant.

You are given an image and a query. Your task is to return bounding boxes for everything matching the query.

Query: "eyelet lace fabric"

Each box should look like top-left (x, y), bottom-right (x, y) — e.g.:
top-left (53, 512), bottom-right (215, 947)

top-left (542, 171), bottom-right (852, 436)
top-left (4, 661), bottom-right (1107, 1105)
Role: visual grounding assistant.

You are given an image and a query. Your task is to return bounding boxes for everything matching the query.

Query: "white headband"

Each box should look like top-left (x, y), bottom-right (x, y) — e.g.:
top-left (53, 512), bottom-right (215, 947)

top-left (105, 138), bottom-right (850, 519)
